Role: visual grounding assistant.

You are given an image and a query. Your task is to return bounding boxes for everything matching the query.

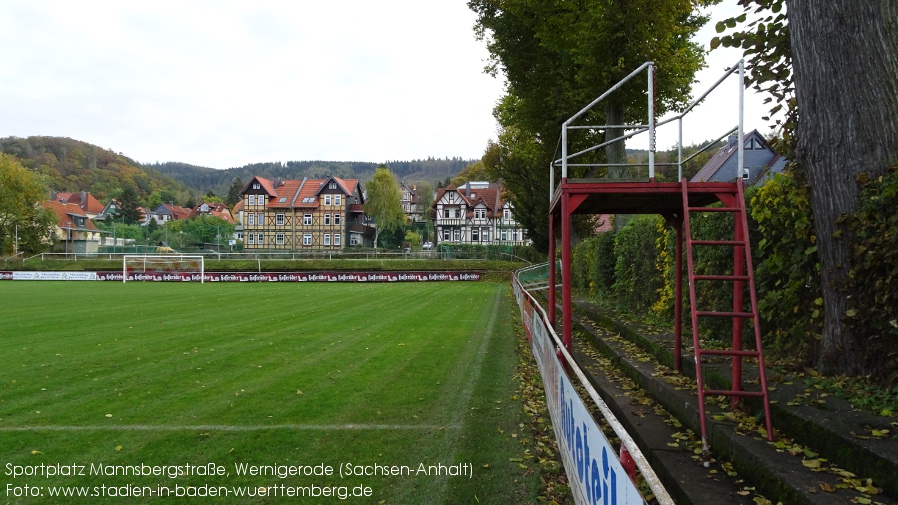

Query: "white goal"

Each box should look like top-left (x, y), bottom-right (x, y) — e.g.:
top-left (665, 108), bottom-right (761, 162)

top-left (122, 255), bottom-right (205, 283)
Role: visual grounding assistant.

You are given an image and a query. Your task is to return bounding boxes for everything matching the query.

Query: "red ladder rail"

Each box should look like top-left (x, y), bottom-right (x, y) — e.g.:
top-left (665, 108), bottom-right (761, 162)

top-left (681, 178), bottom-right (774, 467)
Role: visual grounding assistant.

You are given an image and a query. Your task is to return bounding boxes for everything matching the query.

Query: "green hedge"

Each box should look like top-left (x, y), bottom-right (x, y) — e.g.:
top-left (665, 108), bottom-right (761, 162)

top-left (569, 170), bottom-right (830, 361)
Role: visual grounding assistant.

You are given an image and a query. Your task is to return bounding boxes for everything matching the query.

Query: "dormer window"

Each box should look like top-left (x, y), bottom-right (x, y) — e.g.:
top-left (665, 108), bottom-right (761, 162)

top-left (252, 182), bottom-right (261, 190)
top-left (329, 182), bottom-right (337, 189)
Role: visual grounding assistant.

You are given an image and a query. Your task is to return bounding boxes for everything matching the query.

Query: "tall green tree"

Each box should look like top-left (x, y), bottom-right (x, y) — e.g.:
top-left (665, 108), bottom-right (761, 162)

top-left (226, 177), bottom-right (244, 207)
top-left (415, 181), bottom-right (435, 241)
top-left (184, 215), bottom-right (234, 248)
top-left (469, 0), bottom-right (715, 250)
top-left (0, 153), bottom-right (55, 255)
top-left (119, 185), bottom-right (144, 223)
top-left (788, 0), bottom-right (898, 377)
top-left (716, 0), bottom-right (898, 379)
top-left (363, 166), bottom-right (405, 250)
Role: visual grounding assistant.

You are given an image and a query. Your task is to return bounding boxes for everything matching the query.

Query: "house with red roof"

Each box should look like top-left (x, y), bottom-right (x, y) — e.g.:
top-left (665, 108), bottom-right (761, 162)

top-left (238, 175), bottom-right (373, 250)
top-left (432, 181), bottom-right (528, 247)
top-left (41, 200), bottom-right (105, 253)
top-left (190, 202), bottom-right (235, 224)
top-left (146, 202), bottom-right (192, 226)
top-left (52, 192), bottom-right (105, 219)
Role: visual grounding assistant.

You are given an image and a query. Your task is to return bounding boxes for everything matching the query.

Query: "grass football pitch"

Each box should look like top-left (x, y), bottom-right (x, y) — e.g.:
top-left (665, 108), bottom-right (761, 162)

top-left (0, 281), bottom-right (541, 504)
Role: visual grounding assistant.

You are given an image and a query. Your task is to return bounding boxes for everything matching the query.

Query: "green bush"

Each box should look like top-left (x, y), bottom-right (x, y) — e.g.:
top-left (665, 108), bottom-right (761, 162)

top-left (612, 216), bottom-right (664, 315)
top-left (748, 171), bottom-right (821, 361)
top-left (842, 165), bottom-right (898, 382)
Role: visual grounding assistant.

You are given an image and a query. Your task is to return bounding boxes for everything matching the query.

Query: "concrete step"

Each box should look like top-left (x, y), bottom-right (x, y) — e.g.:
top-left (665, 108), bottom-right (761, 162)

top-left (566, 298), bottom-right (898, 505)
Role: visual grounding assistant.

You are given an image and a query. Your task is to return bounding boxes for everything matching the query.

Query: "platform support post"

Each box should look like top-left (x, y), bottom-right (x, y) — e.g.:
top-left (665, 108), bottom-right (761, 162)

top-left (674, 216), bottom-right (684, 371)
top-left (561, 185), bottom-right (572, 351)
top-left (549, 211), bottom-right (556, 328)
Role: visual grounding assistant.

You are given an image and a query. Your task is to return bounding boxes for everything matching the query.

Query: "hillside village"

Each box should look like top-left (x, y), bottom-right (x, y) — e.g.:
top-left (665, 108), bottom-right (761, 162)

top-left (1, 131), bottom-right (787, 258)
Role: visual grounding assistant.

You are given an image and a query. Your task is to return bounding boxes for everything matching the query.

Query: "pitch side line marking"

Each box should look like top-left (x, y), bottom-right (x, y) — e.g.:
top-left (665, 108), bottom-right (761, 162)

top-left (0, 424), bottom-right (455, 432)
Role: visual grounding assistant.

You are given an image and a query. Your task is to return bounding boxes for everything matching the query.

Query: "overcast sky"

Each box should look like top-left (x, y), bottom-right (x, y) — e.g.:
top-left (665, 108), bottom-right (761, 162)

top-left (0, 1), bottom-right (769, 170)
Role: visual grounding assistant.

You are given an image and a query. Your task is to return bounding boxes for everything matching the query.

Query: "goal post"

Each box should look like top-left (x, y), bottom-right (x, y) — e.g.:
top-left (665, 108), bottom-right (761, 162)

top-left (122, 255), bottom-right (205, 283)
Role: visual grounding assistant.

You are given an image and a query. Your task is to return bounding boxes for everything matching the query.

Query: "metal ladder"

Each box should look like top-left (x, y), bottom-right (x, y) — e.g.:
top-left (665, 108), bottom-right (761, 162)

top-left (681, 178), bottom-right (774, 465)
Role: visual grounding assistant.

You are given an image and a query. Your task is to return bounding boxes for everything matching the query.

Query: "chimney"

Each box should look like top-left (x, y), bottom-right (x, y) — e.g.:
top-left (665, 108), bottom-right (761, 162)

top-left (727, 134), bottom-right (737, 149)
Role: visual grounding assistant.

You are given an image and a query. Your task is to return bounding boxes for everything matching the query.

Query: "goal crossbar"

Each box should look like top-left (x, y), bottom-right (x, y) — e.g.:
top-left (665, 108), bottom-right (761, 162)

top-left (122, 255), bottom-right (205, 283)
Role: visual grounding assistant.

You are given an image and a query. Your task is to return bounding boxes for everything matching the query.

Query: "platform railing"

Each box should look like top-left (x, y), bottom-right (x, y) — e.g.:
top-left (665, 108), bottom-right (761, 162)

top-left (551, 59), bottom-right (746, 200)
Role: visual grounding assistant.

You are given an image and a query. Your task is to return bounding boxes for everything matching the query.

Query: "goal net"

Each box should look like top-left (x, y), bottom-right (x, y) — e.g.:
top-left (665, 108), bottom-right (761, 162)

top-left (122, 255), bottom-right (205, 283)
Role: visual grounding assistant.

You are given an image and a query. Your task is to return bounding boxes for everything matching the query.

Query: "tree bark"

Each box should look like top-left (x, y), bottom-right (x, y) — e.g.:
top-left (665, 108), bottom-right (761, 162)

top-left (605, 103), bottom-right (629, 179)
top-left (786, 0), bottom-right (898, 375)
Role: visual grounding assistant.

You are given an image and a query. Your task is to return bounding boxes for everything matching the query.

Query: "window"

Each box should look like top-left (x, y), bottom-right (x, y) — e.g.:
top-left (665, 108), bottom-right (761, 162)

top-left (257, 233), bottom-right (264, 245)
top-left (482, 229), bottom-right (489, 242)
top-left (443, 228), bottom-right (450, 241)
top-left (324, 195), bottom-right (331, 206)
top-left (248, 195), bottom-right (256, 206)
top-left (503, 209), bottom-right (511, 220)
top-left (324, 214), bottom-right (331, 226)
top-left (278, 197), bottom-right (287, 203)
top-left (444, 209), bottom-right (450, 218)
top-left (247, 214), bottom-right (255, 226)
top-left (334, 234), bottom-right (341, 246)
top-left (501, 229), bottom-right (508, 241)
top-left (248, 233), bottom-right (255, 245)
top-left (350, 235), bottom-right (359, 246)
top-left (276, 214), bottom-right (285, 226)
top-left (302, 197), bottom-right (315, 204)
top-left (257, 213), bottom-right (264, 225)
top-left (258, 197), bottom-right (264, 207)
top-left (472, 228), bottom-right (480, 242)
top-left (335, 195), bottom-right (341, 206)
top-left (324, 234), bottom-right (331, 246)
top-left (303, 214), bottom-right (312, 225)
top-left (303, 234), bottom-right (312, 246)
top-left (252, 182), bottom-right (260, 190)
top-left (453, 229), bottom-right (460, 241)
top-left (742, 168), bottom-right (750, 181)
top-left (329, 182), bottom-right (337, 189)
top-left (276, 233), bottom-right (285, 245)
top-left (334, 213), bottom-right (341, 225)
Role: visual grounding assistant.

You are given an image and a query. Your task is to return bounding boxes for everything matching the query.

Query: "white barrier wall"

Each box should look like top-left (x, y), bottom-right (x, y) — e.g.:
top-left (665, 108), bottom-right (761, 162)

top-left (513, 277), bottom-right (646, 505)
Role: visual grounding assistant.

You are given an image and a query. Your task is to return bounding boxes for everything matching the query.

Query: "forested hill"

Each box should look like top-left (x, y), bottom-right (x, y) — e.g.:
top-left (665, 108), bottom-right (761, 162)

top-left (0, 136), bottom-right (191, 203)
top-left (148, 157), bottom-right (476, 197)
top-left (0, 134), bottom-right (476, 204)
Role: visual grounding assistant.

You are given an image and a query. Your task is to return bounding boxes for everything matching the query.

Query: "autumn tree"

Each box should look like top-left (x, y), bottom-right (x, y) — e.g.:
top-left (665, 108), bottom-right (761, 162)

top-left (787, 1), bottom-right (898, 376)
top-left (469, 0), bottom-right (716, 250)
top-left (451, 160), bottom-right (493, 187)
top-left (363, 166), bottom-right (405, 250)
top-left (717, 0), bottom-right (898, 377)
top-left (0, 153), bottom-right (56, 255)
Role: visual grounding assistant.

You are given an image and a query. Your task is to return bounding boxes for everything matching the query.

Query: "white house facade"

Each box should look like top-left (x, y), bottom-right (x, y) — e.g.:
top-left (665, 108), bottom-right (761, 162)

top-left (432, 181), bottom-right (528, 246)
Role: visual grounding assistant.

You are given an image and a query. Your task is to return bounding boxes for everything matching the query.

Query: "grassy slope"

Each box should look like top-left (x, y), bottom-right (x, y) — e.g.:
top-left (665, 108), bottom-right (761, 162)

top-left (0, 282), bottom-right (538, 504)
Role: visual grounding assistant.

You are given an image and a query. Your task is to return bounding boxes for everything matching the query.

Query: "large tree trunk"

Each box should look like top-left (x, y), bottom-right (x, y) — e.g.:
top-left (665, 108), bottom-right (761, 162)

top-left (786, 0), bottom-right (898, 375)
top-left (605, 103), bottom-right (629, 179)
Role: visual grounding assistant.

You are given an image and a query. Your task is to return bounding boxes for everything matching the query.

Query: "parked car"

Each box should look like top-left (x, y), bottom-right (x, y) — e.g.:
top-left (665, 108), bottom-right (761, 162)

top-left (422, 241), bottom-right (433, 250)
